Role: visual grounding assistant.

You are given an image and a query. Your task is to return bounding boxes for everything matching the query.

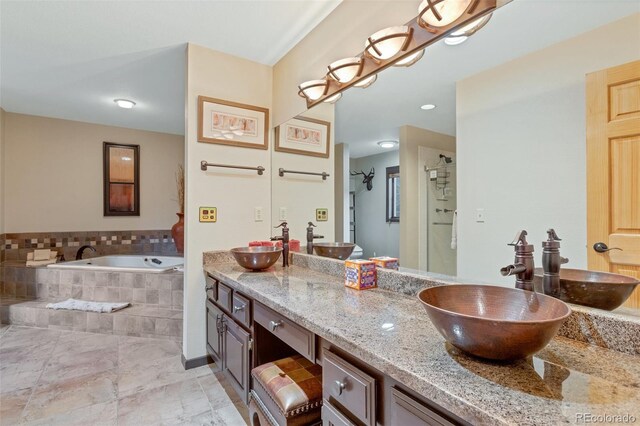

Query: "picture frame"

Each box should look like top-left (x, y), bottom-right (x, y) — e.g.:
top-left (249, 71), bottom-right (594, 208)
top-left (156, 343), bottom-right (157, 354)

top-left (275, 116), bottom-right (331, 158)
top-left (198, 96), bottom-right (269, 150)
top-left (103, 142), bottom-right (140, 216)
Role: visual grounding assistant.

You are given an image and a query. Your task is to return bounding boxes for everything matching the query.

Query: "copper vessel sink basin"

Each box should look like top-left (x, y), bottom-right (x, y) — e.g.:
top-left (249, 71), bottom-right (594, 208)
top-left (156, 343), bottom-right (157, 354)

top-left (418, 285), bottom-right (571, 361)
top-left (313, 242), bottom-right (356, 260)
top-left (533, 268), bottom-right (639, 311)
top-left (230, 246), bottom-right (282, 271)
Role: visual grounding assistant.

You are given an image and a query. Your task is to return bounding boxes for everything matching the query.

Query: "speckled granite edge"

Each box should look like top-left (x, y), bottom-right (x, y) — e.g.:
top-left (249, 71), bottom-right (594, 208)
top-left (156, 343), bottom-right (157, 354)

top-left (204, 250), bottom-right (640, 356)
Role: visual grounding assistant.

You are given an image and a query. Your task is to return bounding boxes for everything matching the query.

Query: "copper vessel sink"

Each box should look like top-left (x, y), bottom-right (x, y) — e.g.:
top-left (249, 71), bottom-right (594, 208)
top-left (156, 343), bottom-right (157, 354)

top-left (418, 285), bottom-right (571, 361)
top-left (313, 242), bottom-right (356, 260)
top-left (230, 246), bottom-right (282, 271)
top-left (533, 268), bottom-right (639, 311)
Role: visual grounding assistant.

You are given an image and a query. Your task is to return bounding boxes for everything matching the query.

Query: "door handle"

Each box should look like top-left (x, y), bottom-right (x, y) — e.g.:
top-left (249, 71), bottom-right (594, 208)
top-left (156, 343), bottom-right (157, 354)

top-left (593, 242), bottom-right (623, 253)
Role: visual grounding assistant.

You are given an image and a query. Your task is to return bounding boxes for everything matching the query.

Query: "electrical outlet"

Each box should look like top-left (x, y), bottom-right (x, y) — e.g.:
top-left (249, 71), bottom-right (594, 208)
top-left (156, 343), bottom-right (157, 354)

top-left (254, 207), bottom-right (264, 222)
top-left (475, 208), bottom-right (485, 223)
top-left (279, 207), bottom-right (287, 221)
top-left (199, 207), bottom-right (217, 223)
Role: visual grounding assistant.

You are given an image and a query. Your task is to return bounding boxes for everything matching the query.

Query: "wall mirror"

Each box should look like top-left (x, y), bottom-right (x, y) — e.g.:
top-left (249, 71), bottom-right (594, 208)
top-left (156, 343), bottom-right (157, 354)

top-left (270, 2), bottom-right (640, 317)
top-left (103, 142), bottom-right (140, 216)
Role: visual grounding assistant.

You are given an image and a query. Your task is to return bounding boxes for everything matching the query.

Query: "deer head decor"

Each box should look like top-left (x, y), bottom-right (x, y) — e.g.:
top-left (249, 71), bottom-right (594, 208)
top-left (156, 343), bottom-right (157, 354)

top-left (351, 168), bottom-right (375, 191)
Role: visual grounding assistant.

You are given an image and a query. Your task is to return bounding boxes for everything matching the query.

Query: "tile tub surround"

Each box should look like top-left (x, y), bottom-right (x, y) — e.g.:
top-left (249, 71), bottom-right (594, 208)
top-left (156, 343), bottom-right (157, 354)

top-left (204, 260), bottom-right (640, 426)
top-left (0, 326), bottom-right (249, 425)
top-left (2, 229), bottom-right (177, 261)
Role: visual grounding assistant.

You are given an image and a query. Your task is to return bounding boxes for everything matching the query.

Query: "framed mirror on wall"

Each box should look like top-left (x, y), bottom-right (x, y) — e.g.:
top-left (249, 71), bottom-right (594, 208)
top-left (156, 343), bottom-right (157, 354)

top-left (103, 142), bottom-right (140, 216)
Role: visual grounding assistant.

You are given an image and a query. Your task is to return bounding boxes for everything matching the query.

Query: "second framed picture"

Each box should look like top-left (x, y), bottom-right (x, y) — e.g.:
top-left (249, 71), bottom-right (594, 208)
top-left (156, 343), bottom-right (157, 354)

top-left (275, 116), bottom-right (331, 158)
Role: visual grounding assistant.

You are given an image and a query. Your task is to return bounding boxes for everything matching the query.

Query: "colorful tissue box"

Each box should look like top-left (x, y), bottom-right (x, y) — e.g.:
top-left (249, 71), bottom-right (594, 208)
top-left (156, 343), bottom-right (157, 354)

top-left (345, 260), bottom-right (377, 290)
top-left (369, 256), bottom-right (399, 270)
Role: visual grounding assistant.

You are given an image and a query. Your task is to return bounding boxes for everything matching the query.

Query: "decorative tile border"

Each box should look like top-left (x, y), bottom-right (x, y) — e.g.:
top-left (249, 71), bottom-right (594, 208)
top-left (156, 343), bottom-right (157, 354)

top-left (2, 230), bottom-right (177, 261)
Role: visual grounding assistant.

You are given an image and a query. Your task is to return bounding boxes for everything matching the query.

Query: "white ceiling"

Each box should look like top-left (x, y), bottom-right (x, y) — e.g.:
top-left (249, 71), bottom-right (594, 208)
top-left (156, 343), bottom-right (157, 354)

top-left (0, 0), bottom-right (341, 135)
top-left (336, 0), bottom-right (640, 158)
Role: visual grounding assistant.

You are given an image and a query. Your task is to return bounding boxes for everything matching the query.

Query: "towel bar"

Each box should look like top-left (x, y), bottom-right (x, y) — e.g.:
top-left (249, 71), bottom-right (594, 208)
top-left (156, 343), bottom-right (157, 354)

top-left (278, 168), bottom-right (329, 180)
top-left (201, 161), bottom-right (265, 175)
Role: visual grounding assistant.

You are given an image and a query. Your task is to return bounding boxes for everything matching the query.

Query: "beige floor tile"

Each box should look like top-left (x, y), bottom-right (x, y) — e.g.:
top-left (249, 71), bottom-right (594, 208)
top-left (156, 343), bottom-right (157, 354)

top-left (53, 330), bottom-right (119, 354)
top-left (118, 335), bottom-right (181, 369)
top-left (213, 404), bottom-right (249, 426)
top-left (0, 387), bottom-right (32, 426)
top-left (0, 326), bottom-right (60, 349)
top-left (41, 346), bottom-right (118, 384)
top-left (22, 369), bottom-right (118, 421)
top-left (198, 373), bottom-right (235, 410)
top-left (0, 341), bottom-right (54, 393)
top-left (118, 354), bottom-right (202, 397)
top-left (22, 400), bottom-right (118, 426)
top-left (117, 378), bottom-right (211, 426)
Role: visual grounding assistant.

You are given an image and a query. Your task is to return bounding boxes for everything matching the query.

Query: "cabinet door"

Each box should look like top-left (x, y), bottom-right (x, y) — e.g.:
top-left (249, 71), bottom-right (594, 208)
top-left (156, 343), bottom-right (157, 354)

top-left (322, 401), bottom-right (356, 426)
top-left (391, 387), bottom-right (456, 426)
top-left (206, 300), bottom-right (223, 365)
top-left (222, 316), bottom-right (252, 404)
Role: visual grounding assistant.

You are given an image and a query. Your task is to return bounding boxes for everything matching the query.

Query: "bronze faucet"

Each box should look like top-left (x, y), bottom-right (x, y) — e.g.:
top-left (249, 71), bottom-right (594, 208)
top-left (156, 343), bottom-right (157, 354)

top-left (500, 230), bottom-right (535, 291)
top-left (76, 245), bottom-right (97, 260)
top-left (271, 222), bottom-right (290, 267)
top-left (306, 222), bottom-right (324, 255)
top-left (541, 229), bottom-right (569, 297)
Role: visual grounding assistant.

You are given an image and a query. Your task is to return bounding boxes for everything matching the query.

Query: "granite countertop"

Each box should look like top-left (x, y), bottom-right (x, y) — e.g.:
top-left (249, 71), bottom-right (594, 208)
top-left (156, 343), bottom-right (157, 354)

top-left (204, 261), bottom-right (640, 426)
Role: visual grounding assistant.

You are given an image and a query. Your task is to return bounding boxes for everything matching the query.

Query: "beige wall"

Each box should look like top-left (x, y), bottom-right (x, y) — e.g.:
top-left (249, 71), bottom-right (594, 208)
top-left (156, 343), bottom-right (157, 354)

top-left (271, 103), bottom-right (335, 244)
top-left (184, 43), bottom-right (273, 359)
top-left (0, 108), bottom-right (5, 234)
top-left (3, 113), bottom-right (184, 233)
top-left (272, 0), bottom-right (417, 126)
top-left (456, 14), bottom-right (640, 285)
top-left (399, 125), bottom-right (455, 269)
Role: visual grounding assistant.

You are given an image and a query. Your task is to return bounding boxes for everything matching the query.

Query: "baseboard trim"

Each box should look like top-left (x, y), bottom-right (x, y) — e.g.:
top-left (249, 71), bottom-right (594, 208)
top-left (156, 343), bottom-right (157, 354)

top-left (181, 353), bottom-right (213, 370)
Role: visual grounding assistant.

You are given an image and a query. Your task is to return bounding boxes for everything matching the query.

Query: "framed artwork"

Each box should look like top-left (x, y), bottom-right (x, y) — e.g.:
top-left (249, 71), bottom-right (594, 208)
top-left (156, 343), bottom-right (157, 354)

top-left (103, 142), bottom-right (140, 216)
top-left (275, 116), bottom-right (331, 158)
top-left (198, 96), bottom-right (269, 150)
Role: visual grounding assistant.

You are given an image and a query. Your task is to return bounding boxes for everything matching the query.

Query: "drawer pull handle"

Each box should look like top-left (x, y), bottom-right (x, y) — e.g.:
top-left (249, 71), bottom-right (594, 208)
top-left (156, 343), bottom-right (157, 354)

top-left (335, 380), bottom-right (346, 396)
top-left (270, 320), bottom-right (283, 332)
top-left (233, 304), bottom-right (245, 313)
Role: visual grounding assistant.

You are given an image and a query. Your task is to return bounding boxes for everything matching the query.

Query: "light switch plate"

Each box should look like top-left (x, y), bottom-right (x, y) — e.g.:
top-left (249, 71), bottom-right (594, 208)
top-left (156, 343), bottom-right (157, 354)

top-left (475, 208), bottom-right (485, 223)
top-left (279, 207), bottom-right (287, 221)
top-left (316, 208), bottom-right (329, 222)
top-left (254, 207), bottom-right (264, 222)
top-left (199, 207), bottom-right (217, 223)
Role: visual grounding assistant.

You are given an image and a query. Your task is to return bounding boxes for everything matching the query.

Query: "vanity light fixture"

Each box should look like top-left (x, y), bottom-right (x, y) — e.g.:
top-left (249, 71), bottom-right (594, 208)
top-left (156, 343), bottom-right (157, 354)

top-left (327, 57), bottom-right (364, 84)
top-left (114, 99), bottom-right (136, 109)
top-left (354, 74), bottom-right (377, 88)
top-left (365, 26), bottom-right (413, 61)
top-left (417, 0), bottom-right (474, 30)
top-left (420, 104), bottom-right (437, 110)
top-left (394, 49), bottom-right (425, 67)
top-left (298, 79), bottom-right (329, 101)
top-left (323, 93), bottom-right (342, 104)
top-left (378, 140), bottom-right (399, 149)
top-left (444, 13), bottom-right (492, 45)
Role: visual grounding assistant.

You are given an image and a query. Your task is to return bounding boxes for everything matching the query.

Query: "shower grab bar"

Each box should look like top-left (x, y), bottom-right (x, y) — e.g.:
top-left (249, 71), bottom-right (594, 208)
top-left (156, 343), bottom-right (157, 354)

top-left (201, 161), bottom-right (265, 175)
top-left (432, 222), bottom-right (453, 225)
top-left (279, 168), bottom-right (329, 181)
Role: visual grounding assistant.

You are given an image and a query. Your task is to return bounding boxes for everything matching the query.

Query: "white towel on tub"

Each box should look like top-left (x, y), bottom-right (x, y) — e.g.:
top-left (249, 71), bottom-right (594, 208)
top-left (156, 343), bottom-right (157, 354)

top-left (46, 299), bottom-right (129, 313)
top-left (451, 210), bottom-right (458, 250)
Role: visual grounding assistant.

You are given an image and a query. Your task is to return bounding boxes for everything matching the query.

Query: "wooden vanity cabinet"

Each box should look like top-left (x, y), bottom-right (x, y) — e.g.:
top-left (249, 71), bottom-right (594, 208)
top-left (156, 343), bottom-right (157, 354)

top-left (222, 315), bottom-right (252, 404)
top-left (206, 300), bottom-right (223, 365)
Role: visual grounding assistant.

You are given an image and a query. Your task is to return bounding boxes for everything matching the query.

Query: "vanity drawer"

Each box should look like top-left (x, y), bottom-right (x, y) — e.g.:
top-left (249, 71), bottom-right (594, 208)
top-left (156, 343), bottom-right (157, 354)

top-left (205, 276), bottom-right (218, 302)
top-left (231, 292), bottom-right (251, 328)
top-left (322, 350), bottom-right (376, 426)
top-left (391, 386), bottom-right (455, 426)
top-left (253, 301), bottom-right (315, 362)
top-left (322, 401), bottom-right (356, 426)
top-left (217, 282), bottom-right (233, 313)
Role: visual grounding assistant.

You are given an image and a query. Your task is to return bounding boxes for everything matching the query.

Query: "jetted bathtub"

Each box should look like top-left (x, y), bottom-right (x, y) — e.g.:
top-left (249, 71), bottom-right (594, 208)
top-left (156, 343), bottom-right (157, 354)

top-left (48, 255), bottom-right (184, 274)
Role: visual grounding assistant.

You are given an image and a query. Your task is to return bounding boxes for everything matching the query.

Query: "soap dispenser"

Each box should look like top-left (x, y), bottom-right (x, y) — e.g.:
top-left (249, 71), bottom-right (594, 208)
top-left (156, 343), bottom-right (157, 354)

top-left (541, 229), bottom-right (569, 297)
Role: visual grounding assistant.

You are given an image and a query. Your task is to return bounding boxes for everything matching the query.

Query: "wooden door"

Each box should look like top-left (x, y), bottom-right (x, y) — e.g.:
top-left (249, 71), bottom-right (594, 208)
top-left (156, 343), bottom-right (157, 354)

top-left (206, 300), bottom-right (223, 365)
top-left (222, 316), bottom-right (251, 404)
top-left (587, 60), bottom-right (640, 309)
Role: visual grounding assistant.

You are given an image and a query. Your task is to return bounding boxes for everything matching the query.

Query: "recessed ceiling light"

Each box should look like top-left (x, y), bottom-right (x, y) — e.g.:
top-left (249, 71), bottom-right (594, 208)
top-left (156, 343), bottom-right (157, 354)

top-left (114, 99), bottom-right (136, 109)
top-left (420, 104), bottom-right (436, 110)
top-left (377, 140), bottom-right (398, 149)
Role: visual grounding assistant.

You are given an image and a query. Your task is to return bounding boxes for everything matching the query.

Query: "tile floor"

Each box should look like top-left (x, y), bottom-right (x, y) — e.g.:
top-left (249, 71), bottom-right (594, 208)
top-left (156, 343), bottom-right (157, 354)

top-left (0, 325), bottom-right (249, 425)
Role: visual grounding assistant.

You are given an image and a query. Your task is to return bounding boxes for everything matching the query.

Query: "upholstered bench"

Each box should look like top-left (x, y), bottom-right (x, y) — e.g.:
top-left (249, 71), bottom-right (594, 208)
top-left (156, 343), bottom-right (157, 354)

top-left (249, 355), bottom-right (323, 426)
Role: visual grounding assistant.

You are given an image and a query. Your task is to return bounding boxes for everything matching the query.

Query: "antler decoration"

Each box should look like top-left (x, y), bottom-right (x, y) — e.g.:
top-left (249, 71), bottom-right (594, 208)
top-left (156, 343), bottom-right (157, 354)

top-left (350, 167), bottom-right (375, 191)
